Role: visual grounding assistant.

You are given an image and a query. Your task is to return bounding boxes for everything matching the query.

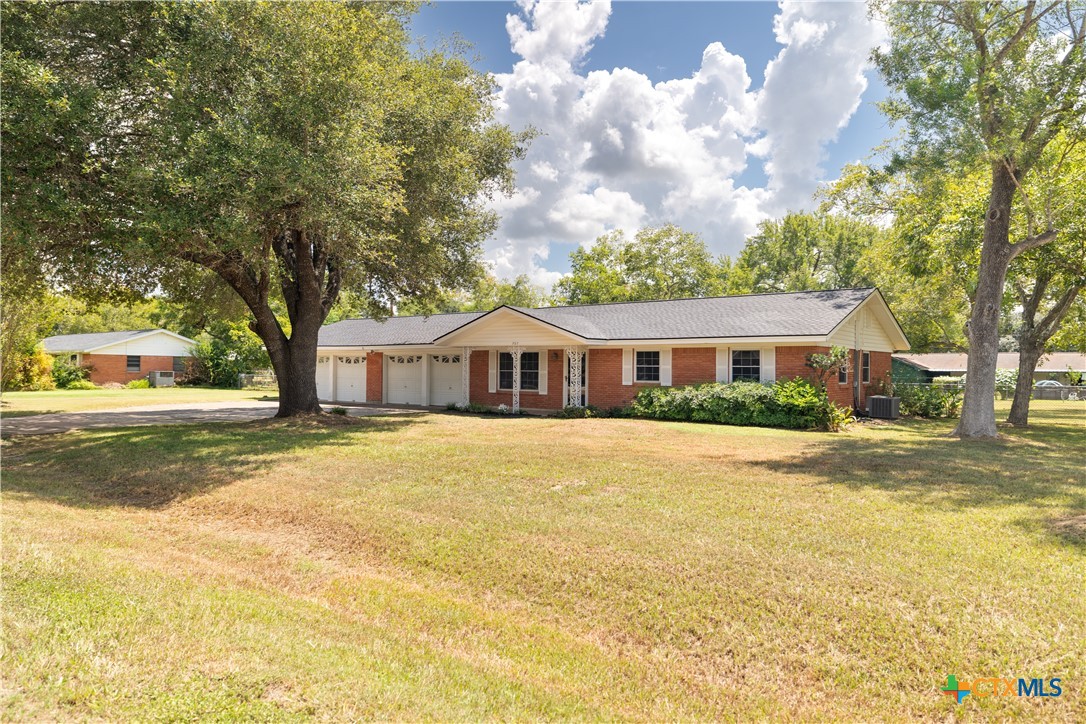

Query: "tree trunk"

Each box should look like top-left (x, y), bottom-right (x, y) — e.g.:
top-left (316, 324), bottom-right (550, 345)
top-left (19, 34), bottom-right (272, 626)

top-left (248, 301), bottom-right (324, 417)
top-left (189, 227), bottom-right (340, 419)
top-left (955, 163), bottom-right (1017, 439)
top-left (1007, 346), bottom-right (1042, 427)
top-left (268, 336), bottom-right (322, 417)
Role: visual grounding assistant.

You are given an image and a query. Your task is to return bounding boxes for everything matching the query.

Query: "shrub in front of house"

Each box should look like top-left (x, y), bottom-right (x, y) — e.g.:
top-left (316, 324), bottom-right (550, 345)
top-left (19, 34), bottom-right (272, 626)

top-left (125, 379), bottom-right (150, 389)
top-left (895, 384), bottom-right (962, 418)
top-left (631, 378), bottom-right (851, 431)
top-left (51, 358), bottom-right (91, 389)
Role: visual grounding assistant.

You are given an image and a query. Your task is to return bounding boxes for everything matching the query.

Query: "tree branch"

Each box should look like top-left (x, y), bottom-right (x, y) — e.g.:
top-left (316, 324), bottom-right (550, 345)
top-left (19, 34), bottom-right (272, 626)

top-left (1009, 228), bottom-right (1059, 259)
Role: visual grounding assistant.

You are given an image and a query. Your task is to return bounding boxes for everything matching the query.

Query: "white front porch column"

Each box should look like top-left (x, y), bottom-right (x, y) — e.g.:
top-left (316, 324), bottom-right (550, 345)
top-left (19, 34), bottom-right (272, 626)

top-left (566, 346), bottom-right (585, 407)
top-left (461, 347), bottom-right (472, 406)
top-left (510, 342), bottom-right (522, 413)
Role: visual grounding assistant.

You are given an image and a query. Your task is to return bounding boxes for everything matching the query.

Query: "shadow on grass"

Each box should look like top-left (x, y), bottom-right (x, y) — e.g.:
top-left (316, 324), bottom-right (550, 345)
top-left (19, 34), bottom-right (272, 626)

top-left (753, 418), bottom-right (1086, 548)
top-left (4, 415), bottom-right (421, 510)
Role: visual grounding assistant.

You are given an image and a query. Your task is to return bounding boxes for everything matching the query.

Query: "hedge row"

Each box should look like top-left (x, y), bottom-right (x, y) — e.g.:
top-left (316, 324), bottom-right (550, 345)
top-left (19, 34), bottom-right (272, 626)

top-left (631, 378), bottom-right (851, 431)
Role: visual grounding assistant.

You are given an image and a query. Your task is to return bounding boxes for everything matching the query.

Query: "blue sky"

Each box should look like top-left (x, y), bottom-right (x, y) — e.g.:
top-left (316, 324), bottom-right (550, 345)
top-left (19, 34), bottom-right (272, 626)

top-left (411, 1), bottom-right (891, 285)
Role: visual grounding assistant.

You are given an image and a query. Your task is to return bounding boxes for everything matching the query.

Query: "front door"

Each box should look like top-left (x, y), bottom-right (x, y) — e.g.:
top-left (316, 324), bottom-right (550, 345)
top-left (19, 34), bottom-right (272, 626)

top-left (565, 352), bottom-right (587, 407)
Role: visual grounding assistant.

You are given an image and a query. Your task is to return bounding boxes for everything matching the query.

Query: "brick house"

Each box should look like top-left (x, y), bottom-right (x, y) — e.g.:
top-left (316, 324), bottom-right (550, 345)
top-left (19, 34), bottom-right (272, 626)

top-left (42, 329), bottom-right (197, 385)
top-left (315, 288), bottom-right (909, 413)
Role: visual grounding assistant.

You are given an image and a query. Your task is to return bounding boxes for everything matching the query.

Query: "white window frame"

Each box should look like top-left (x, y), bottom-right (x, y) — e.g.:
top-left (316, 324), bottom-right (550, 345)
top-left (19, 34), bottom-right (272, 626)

top-left (731, 349), bottom-right (761, 382)
top-left (635, 350), bottom-right (661, 383)
top-left (498, 351), bottom-right (540, 391)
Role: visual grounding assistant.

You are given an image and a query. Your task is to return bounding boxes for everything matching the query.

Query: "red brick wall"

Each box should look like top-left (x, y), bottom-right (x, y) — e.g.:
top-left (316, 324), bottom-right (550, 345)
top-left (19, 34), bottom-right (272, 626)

top-left (866, 351), bottom-right (892, 405)
top-left (366, 352), bottom-right (383, 402)
top-left (774, 346), bottom-right (894, 410)
top-left (83, 354), bottom-right (178, 385)
top-left (775, 346), bottom-right (852, 407)
top-left (671, 347), bottom-right (717, 387)
top-left (468, 349), bottom-right (566, 410)
top-left (585, 348), bottom-right (640, 409)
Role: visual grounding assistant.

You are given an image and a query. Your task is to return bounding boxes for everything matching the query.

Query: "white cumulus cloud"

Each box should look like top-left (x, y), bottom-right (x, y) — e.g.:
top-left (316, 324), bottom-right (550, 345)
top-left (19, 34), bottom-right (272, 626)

top-left (485, 0), bottom-right (884, 286)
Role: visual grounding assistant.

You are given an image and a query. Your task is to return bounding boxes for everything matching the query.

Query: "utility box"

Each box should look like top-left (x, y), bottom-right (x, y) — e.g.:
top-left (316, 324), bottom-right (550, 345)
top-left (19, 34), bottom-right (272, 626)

top-left (147, 370), bottom-right (176, 388)
top-left (867, 395), bottom-right (900, 419)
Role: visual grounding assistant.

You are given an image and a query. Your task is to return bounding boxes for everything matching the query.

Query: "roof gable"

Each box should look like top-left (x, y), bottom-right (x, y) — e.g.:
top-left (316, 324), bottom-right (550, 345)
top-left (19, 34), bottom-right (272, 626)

top-left (42, 329), bottom-right (196, 354)
top-left (434, 306), bottom-right (591, 346)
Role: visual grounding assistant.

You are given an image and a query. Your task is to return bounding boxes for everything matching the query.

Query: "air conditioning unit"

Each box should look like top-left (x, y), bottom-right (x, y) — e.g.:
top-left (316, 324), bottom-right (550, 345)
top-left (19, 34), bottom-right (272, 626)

top-left (867, 395), bottom-right (900, 419)
top-left (147, 370), bottom-right (175, 388)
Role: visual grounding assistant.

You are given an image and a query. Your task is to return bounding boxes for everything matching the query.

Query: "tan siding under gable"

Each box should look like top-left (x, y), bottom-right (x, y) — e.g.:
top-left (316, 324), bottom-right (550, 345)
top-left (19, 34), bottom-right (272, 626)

top-left (90, 332), bottom-right (195, 357)
top-left (437, 309), bottom-right (584, 347)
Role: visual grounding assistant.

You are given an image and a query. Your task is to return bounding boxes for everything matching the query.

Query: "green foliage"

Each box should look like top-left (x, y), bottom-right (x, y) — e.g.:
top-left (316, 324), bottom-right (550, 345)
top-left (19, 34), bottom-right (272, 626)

top-left (2, 1), bottom-right (527, 414)
top-left (1067, 367), bottom-right (1084, 386)
top-left (555, 225), bottom-right (733, 305)
top-left (125, 379), bottom-right (150, 389)
top-left (631, 378), bottom-right (850, 431)
top-left (398, 273), bottom-right (551, 315)
top-left (188, 322), bottom-right (270, 388)
top-left (805, 346), bottom-right (851, 387)
top-left (737, 212), bottom-right (880, 293)
top-left (329, 407), bottom-right (348, 416)
top-left (7, 346), bottom-right (56, 391)
top-left (48, 297), bottom-right (161, 336)
top-left (50, 358), bottom-right (90, 389)
top-left (894, 384), bottom-right (963, 419)
top-left (1, 275), bottom-right (62, 390)
top-left (553, 405), bottom-right (599, 419)
top-left (65, 379), bottom-right (99, 391)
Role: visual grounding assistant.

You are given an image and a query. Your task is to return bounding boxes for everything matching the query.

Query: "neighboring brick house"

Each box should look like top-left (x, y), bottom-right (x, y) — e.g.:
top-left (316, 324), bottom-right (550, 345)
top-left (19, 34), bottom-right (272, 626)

top-left (41, 329), bottom-right (197, 385)
top-left (315, 288), bottom-right (909, 413)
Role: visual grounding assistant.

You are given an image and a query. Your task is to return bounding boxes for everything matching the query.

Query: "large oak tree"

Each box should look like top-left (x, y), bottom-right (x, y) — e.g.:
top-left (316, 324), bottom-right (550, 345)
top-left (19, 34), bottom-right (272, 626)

top-left (2, 1), bottom-right (526, 415)
top-left (874, 1), bottom-right (1086, 438)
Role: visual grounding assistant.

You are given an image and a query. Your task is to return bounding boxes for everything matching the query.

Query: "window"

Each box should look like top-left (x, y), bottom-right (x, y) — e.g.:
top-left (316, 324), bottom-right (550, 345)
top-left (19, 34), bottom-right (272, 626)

top-left (126, 355), bottom-right (141, 373)
top-left (838, 362), bottom-right (848, 384)
top-left (635, 350), bottom-right (660, 382)
top-left (69, 354), bottom-right (78, 364)
top-left (499, 352), bottom-right (539, 390)
top-left (731, 350), bottom-right (761, 382)
top-left (173, 356), bottom-right (187, 374)
top-left (862, 352), bottom-right (871, 383)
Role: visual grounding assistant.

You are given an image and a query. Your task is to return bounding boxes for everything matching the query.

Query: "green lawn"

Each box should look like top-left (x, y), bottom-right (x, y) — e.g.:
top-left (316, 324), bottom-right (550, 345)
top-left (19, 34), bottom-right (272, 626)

top-left (0, 387), bottom-right (272, 418)
top-left (3, 401), bottom-right (1083, 720)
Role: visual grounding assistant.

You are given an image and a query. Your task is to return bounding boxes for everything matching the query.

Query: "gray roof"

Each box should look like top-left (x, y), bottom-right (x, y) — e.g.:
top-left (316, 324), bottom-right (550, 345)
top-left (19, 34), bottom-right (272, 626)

top-left (514, 288), bottom-right (876, 340)
top-left (319, 312), bottom-right (485, 346)
top-left (895, 352), bottom-right (1086, 373)
top-left (42, 329), bottom-right (163, 353)
top-left (319, 288), bottom-right (877, 346)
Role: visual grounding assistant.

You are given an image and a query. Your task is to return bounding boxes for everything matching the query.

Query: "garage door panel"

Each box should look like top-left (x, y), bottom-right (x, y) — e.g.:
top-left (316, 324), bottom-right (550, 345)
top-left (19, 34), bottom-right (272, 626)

top-left (387, 354), bottom-right (424, 406)
top-left (429, 354), bottom-right (462, 406)
top-left (334, 355), bottom-right (366, 403)
top-left (316, 355), bottom-right (332, 400)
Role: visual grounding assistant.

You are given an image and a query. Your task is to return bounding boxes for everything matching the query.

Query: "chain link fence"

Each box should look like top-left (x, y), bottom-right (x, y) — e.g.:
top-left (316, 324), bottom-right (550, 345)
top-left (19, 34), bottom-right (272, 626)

top-left (237, 372), bottom-right (277, 390)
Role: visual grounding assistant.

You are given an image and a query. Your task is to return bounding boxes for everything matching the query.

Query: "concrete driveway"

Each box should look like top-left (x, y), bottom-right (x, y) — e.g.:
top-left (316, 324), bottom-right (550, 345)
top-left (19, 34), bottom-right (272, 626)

top-left (1, 400), bottom-right (401, 437)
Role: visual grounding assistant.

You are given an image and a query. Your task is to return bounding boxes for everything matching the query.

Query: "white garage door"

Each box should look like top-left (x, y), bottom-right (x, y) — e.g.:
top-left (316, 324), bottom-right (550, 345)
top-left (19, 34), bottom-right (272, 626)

top-left (316, 355), bottom-right (332, 400)
top-left (387, 354), bottom-right (424, 405)
top-left (429, 354), bottom-right (462, 406)
top-left (334, 355), bottom-right (366, 403)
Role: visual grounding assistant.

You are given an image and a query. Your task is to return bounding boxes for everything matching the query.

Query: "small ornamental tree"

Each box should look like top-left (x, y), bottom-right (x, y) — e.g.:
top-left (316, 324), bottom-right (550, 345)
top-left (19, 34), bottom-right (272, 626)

top-left (805, 346), bottom-right (851, 388)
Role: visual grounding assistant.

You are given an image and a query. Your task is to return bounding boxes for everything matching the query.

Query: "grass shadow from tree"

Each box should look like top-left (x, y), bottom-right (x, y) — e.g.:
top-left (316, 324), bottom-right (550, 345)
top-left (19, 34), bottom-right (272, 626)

top-left (3, 415), bottom-right (422, 510)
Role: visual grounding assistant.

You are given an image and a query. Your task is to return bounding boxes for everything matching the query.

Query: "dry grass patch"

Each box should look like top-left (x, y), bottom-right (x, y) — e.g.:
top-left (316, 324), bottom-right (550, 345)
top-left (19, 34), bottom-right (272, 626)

top-left (3, 400), bottom-right (1084, 720)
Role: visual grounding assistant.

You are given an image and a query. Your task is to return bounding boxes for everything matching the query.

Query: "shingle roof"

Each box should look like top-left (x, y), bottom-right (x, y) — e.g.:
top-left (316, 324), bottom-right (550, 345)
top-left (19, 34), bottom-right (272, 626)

top-left (895, 352), bottom-right (1086, 373)
top-left (42, 329), bottom-right (162, 353)
top-left (318, 312), bottom-right (486, 346)
top-left (511, 288), bottom-right (876, 340)
top-left (319, 288), bottom-right (877, 347)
